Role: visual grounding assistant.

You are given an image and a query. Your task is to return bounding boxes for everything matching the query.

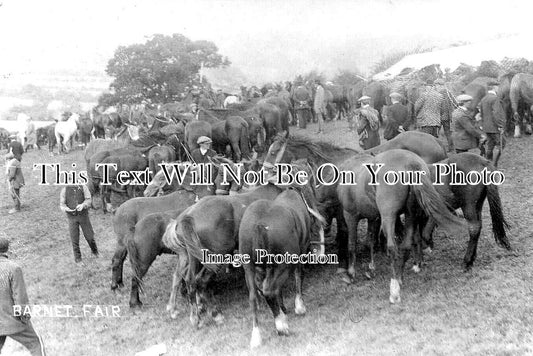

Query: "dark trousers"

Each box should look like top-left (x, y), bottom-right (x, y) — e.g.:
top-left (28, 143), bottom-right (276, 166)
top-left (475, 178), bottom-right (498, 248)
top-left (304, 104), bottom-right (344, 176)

top-left (418, 126), bottom-right (440, 138)
top-left (441, 120), bottom-right (454, 150)
top-left (0, 322), bottom-right (46, 356)
top-left (67, 211), bottom-right (97, 259)
top-left (10, 188), bottom-right (21, 210)
top-left (486, 132), bottom-right (505, 167)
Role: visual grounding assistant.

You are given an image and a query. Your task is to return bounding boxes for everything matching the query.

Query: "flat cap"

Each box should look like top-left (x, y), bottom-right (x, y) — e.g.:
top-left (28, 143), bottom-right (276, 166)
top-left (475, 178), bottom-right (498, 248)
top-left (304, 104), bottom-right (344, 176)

top-left (0, 237), bottom-right (9, 253)
top-left (456, 94), bottom-right (473, 102)
top-left (358, 95), bottom-right (371, 102)
top-left (389, 92), bottom-right (403, 100)
top-left (197, 136), bottom-right (212, 145)
top-left (8, 134), bottom-right (17, 139)
top-left (487, 80), bottom-right (500, 86)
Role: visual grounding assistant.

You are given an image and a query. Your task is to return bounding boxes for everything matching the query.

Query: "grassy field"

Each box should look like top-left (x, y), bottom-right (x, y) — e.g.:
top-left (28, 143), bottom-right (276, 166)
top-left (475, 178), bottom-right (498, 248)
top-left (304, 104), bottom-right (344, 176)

top-left (1, 119), bottom-right (532, 356)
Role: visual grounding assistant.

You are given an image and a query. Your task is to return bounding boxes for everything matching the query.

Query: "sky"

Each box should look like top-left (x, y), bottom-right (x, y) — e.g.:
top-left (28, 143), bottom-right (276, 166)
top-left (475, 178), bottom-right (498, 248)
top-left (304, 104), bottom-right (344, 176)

top-left (0, 0), bottom-right (531, 85)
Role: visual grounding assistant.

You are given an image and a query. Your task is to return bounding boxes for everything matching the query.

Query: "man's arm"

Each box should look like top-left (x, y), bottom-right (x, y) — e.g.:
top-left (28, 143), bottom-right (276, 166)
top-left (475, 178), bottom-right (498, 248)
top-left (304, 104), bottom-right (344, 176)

top-left (459, 116), bottom-right (483, 138)
top-left (492, 98), bottom-right (506, 130)
top-left (59, 187), bottom-right (70, 212)
top-left (11, 266), bottom-right (30, 321)
top-left (414, 96), bottom-right (425, 116)
top-left (7, 160), bottom-right (18, 181)
top-left (81, 185), bottom-right (92, 209)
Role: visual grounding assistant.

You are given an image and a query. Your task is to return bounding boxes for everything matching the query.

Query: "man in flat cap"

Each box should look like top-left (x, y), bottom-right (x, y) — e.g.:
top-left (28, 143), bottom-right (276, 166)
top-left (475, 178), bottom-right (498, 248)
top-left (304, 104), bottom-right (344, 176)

top-left (383, 92), bottom-right (409, 140)
top-left (191, 136), bottom-right (217, 195)
top-left (5, 151), bottom-right (24, 213)
top-left (355, 96), bottom-right (381, 149)
top-left (451, 94), bottom-right (486, 154)
top-left (479, 81), bottom-right (506, 167)
top-left (0, 237), bottom-right (47, 355)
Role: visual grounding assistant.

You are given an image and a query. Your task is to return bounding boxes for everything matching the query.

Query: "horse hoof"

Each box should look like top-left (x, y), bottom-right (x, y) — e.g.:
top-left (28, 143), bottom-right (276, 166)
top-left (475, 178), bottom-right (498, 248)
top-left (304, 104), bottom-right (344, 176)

top-left (170, 309), bottom-right (179, 320)
top-left (423, 247), bottom-right (433, 254)
top-left (212, 312), bottom-right (225, 325)
top-left (294, 296), bottom-right (306, 315)
top-left (364, 271), bottom-right (375, 280)
top-left (190, 314), bottom-right (200, 328)
top-left (338, 272), bottom-right (352, 284)
top-left (412, 265), bottom-right (421, 273)
top-left (275, 312), bottom-right (289, 336)
top-left (129, 302), bottom-right (142, 309)
top-left (389, 294), bottom-right (402, 304)
top-left (389, 278), bottom-right (401, 304)
top-left (250, 327), bottom-right (262, 349)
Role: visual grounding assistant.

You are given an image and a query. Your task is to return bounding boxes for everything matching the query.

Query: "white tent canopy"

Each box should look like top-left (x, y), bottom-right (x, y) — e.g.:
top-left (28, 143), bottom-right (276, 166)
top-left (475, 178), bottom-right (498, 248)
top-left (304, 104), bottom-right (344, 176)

top-left (373, 35), bottom-right (533, 81)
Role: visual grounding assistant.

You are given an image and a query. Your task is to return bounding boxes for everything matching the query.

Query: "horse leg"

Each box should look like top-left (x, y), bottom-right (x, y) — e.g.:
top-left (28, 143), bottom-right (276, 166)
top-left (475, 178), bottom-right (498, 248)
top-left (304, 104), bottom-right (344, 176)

top-left (294, 264), bottom-right (306, 315)
top-left (412, 214), bottom-right (430, 272)
top-left (167, 250), bottom-right (188, 318)
top-left (185, 258), bottom-right (201, 328)
top-left (342, 210), bottom-right (359, 283)
top-left (366, 218), bottom-right (381, 279)
top-left (195, 267), bottom-right (223, 326)
top-left (462, 205), bottom-right (482, 270)
top-left (244, 264), bottom-right (262, 348)
top-left (129, 262), bottom-right (149, 309)
top-left (381, 214), bottom-right (401, 304)
top-left (335, 212), bottom-right (349, 274)
top-left (111, 244), bottom-right (127, 290)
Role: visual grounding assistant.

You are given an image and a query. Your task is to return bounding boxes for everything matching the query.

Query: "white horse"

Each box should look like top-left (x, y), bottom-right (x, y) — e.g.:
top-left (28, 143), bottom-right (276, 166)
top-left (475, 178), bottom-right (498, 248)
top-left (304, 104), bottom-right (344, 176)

top-left (16, 113), bottom-right (30, 145)
top-left (55, 113), bottom-right (80, 154)
top-left (223, 95), bottom-right (241, 108)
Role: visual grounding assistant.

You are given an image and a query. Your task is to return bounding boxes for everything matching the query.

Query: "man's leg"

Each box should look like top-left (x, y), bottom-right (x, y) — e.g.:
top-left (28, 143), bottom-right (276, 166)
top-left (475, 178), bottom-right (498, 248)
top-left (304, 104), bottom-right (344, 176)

top-left (491, 133), bottom-right (505, 167)
top-left (68, 215), bottom-right (82, 262)
top-left (80, 213), bottom-right (98, 256)
top-left (9, 322), bottom-right (46, 356)
top-left (486, 133), bottom-right (496, 161)
top-left (442, 120), bottom-right (454, 151)
top-left (317, 111), bottom-right (324, 133)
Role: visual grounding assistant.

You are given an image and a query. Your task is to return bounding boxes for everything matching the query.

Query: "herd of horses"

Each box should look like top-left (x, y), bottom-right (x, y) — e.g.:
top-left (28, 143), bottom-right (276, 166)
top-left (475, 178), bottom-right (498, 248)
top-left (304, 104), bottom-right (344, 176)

top-left (77, 104), bottom-right (512, 348)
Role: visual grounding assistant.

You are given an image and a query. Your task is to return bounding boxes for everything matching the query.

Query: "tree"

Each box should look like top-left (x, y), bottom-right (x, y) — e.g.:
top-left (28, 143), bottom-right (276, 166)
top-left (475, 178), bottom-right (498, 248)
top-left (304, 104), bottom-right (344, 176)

top-left (105, 33), bottom-right (230, 104)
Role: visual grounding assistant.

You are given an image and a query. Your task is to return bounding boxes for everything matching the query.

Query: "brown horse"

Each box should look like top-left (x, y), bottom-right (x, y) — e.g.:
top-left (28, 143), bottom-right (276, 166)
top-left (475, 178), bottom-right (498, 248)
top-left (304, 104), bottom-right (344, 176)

top-left (415, 153), bottom-right (511, 270)
top-left (336, 149), bottom-right (465, 303)
top-left (127, 209), bottom-right (184, 308)
top-left (239, 165), bottom-right (326, 348)
top-left (162, 183), bottom-right (284, 323)
top-left (111, 190), bottom-right (198, 291)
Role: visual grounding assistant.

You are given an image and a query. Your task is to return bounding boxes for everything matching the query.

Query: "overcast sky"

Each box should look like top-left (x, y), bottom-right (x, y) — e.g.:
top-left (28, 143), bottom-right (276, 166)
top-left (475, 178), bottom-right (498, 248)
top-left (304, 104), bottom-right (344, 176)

top-left (0, 0), bottom-right (531, 84)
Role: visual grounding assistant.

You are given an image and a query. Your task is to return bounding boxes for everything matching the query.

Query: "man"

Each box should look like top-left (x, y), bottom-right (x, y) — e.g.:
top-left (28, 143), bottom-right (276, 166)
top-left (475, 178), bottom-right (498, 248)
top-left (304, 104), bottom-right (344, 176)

top-left (451, 95), bottom-right (486, 153)
top-left (0, 237), bottom-right (46, 355)
top-left (5, 152), bottom-right (24, 214)
top-left (191, 136), bottom-right (217, 196)
top-left (355, 96), bottom-right (381, 149)
top-left (434, 78), bottom-right (454, 151)
top-left (383, 92), bottom-right (409, 140)
top-left (313, 79), bottom-right (327, 134)
top-left (414, 80), bottom-right (445, 138)
top-left (59, 185), bottom-right (98, 263)
top-left (8, 134), bottom-right (24, 161)
top-left (24, 116), bottom-right (37, 152)
top-left (479, 81), bottom-right (506, 167)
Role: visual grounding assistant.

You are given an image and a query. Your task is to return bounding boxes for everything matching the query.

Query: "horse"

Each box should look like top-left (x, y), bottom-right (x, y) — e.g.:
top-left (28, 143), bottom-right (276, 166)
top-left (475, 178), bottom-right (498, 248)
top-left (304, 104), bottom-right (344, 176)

top-left (223, 95), bottom-right (241, 108)
top-left (365, 131), bottom-right (447, 164)
top-left (111, 190), bottom-right (198, 291)
top-left (78, 114), bottom-right (94, 147)
top-left (127, 210), bottom-right (185, 308)
top-left (414, 153), bottom-right (512, 270)
top-left (184, 120), bottom-right (211, 151)
top-left (148, 144), bottom-right (176, 175)
top-left (336, 149), bottom-right (465, 303)
top-left (162, 183), bottom-right (285, 322)
top-left (239, 163), bottom-right (326, 348)
top-left (55, 113), bottom-right (80, 153)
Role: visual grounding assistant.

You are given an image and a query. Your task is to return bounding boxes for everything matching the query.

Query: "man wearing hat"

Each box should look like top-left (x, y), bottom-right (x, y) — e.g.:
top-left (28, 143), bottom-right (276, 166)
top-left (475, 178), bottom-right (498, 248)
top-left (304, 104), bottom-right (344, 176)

top-left (0, 237), bottom-right (47, 355)
top-left (479, 81), bottom-right (506, 167)
top-left (355, 96), bottom-right (381, 149)
top-left (5, 151), bottom-right (24, 213)
top-left (313, 79), bottom-right (326, 134)
top-left (59, 185), bottom-right (98, 263)
top-left (383, 92), bottom-right (409, 140)
top-left (451, 94), bottom-right (486, 154)
top-left (435, 78), bottom-right (454, 151)
top-left (191, 136), bottom-right (217, 165)
top-left (414, 80), bottom-right (446, 138)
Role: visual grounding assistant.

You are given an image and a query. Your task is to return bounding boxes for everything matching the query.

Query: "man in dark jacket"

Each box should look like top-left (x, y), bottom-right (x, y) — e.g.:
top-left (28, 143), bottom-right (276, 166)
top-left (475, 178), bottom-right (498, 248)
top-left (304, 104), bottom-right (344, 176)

top-left (480, 81), bottom-right (506, 167)
top-left (451, 95), bottom-right (486, 153)
top-left (0, 238), bottom-right (46, 355)
top-left (191, 136), bottom-right (217, 195)
top-left (414, 81), bottom-right (445, 138)
top-left (59, 185), bottom-right (98, 263)
top-left (383, 92), bottom-right (409, 140)
top-left (8, 135), bottom-right (24, 161)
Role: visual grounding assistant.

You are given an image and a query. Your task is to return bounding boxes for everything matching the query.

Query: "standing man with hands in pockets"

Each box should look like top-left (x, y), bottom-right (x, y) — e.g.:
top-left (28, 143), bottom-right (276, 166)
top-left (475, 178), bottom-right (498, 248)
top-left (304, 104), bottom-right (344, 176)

top-left (59, 185), bottom-right (99, 263)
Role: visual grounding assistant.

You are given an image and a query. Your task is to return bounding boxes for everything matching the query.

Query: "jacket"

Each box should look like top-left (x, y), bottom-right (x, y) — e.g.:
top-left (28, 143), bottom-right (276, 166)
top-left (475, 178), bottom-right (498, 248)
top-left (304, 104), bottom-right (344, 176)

top-left (356, 106), bottom-right (381, 149)
top-left (0, 254), bottom-right (30, 334)
top-left (313, 85), bottom-right (326, 113)
top-left (60, 185), bottom-right (92, 216)
top-left (451, 107), bottom-right (483, 150)
top-left (383, 102), bottom-right (409, 140)
top-left (414, 87), bottom-right (445, 127)
top-left (479, 92), bottom-right (505, 133)
top-left (6, 157), bottom-right (24, 189)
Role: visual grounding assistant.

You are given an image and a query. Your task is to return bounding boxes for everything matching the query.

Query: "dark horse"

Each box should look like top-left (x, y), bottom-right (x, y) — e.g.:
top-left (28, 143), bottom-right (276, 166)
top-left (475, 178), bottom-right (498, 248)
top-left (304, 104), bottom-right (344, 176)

top-left (111, 190), bottom-right (198, 291)
top-left (239, 163), bottom-right (326, 348)
top-left (336, 149), bottom-right (465, 303)
top-left (162, 183), bottom-right (285, 323)
top-left (127, 209), bottom-right (185, 308)
top-left (415, 153), bottom-right (512, 270)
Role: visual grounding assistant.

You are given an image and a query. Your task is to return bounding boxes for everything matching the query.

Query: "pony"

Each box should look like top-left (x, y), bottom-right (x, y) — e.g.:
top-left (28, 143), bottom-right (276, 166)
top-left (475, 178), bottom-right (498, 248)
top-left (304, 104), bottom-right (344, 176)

top-left (239, 162), bottom-right (326, 348)
top-left (111, 190), bottom-right (198, 291)
top-left (55, 113), bottom-right (80, 153)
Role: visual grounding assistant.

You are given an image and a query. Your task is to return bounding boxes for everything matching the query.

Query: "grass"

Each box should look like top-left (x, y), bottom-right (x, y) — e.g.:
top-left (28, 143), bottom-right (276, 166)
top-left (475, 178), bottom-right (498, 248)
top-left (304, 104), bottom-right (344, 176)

top-left (1, 120), bottom-right (533, 356)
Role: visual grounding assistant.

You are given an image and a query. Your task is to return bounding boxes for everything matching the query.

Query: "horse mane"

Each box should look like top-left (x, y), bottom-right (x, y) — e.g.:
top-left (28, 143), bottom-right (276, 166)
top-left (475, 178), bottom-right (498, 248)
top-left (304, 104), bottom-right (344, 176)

top-left (131, 131), bottom-right (167, 148)
top-left (285, 134), bottom-right (360, 162)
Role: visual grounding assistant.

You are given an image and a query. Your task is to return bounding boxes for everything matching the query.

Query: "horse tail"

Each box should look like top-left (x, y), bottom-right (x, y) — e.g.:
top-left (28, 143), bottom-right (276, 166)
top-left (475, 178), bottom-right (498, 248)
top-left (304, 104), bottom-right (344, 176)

top-left (253, 224), bottom-right (269, 259)
top-left (150, 152), bottom-right (161, 175)
top-left (240, 121), bottom-right (251, 160)
top-left (486, 181), bottom-right (511, 250)
top-left (408, 162), bottom-right (465, 236)
top-left (180, 215), bottom-right (218, 272)
top-left (127, 237), bottom-right (144, 293)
